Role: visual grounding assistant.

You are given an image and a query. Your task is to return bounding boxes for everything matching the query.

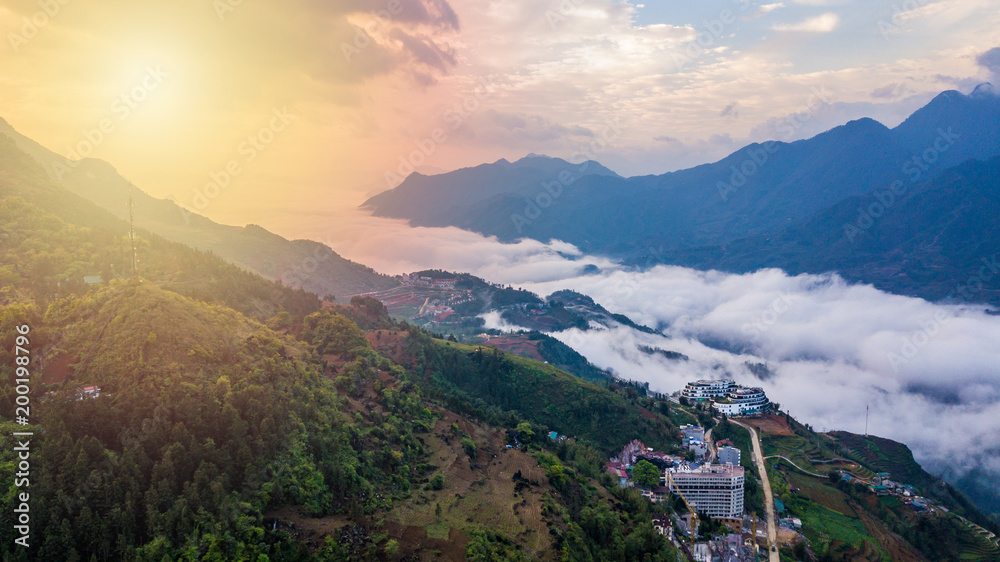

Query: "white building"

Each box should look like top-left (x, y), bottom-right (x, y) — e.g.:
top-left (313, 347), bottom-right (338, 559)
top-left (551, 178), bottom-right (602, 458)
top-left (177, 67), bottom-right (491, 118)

top-left (712, 387), bottom-right (769, 416)
top-left (681, 379), bottom-right (736, 402)
top-left (688, 439), bottom-right (708, 458)
top-left (718, 446), bottom-right (741, 467)
top-left (667, 464), bottom-right (745, 522)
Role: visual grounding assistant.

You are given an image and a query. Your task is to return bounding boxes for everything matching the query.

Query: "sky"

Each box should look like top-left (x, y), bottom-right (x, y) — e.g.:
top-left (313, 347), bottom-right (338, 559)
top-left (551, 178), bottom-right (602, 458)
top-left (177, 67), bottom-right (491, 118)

top-left (2, 0), bottom-right (999, 233)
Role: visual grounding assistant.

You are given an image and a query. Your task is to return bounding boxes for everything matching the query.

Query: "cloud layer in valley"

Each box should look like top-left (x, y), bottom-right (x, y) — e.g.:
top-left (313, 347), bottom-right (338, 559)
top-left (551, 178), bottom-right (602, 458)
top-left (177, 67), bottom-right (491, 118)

top-left (275, 208), bottom-right (1000, 501)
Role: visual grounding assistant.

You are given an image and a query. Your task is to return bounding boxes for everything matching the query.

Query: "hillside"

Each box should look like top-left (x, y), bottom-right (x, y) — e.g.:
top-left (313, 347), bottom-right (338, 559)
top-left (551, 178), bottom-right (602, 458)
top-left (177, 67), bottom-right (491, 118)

top-left (0, 162), bottom-right (685, 559)
top-left (707, 412), bottom-right (1000, 561)
top-left (0, 118), bottom-right (398, 300)
top-left (0, 137), bottom-right (321, 321)
top-left (660, 156), bottom-right (1000, 305)
top-left (4, 137), bottom-right (1000, 560)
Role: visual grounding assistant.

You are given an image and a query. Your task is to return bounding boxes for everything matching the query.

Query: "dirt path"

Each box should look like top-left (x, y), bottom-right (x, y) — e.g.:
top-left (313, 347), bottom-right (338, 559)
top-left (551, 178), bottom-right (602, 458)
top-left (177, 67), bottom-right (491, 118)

top-left (733, 419), bottom-right (779, 562)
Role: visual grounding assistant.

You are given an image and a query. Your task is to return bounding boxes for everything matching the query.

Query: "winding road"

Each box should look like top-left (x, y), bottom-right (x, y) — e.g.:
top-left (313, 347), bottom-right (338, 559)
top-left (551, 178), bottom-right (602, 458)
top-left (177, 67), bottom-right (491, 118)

top-left (764, 455), bottom-right (825, 478)
top-left (731, 419), bottom-right (779, 562)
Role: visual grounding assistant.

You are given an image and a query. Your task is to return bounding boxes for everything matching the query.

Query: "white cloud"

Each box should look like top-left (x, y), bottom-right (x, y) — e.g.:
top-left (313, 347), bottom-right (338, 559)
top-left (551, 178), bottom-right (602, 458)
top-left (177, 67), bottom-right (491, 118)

top-left (759, 3), bottom-right (786, 14)
top-left (270, 209), bottom-right (1000, 503)
top-left (772, 12), bottom-right (840, 32)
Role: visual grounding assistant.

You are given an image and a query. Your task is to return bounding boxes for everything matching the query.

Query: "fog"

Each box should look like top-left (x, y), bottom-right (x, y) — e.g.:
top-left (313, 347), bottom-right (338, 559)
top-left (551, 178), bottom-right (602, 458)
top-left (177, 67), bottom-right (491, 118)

top-left (275, 208), bottom-right (1000, 497)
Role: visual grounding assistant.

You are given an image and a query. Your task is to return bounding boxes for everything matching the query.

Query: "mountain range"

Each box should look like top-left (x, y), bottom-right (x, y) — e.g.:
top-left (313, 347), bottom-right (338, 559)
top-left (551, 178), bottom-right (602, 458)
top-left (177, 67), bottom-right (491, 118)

top-left (3, 101), bottom-right (1000, 559)
top-left (0, 118), bottom-right (397, 300)
top-left (364, 85), bottom-right (1000, 304)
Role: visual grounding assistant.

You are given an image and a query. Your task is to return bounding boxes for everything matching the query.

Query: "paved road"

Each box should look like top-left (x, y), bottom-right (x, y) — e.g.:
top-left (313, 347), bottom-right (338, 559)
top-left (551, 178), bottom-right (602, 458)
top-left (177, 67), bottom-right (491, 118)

top-left (732, 419), bottom-right (779, 562)
top-left (704, 426), bottom-right (716, 463)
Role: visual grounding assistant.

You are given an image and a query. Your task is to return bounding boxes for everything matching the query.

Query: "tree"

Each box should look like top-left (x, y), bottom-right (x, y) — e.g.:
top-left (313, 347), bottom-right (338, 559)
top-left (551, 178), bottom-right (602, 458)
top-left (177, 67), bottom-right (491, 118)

top-left (633, 460), bottom-right (661, 488)
top-left (516, 422), bottom-right (534, 442)
top-left (428, 474), bottom-right (445, 490)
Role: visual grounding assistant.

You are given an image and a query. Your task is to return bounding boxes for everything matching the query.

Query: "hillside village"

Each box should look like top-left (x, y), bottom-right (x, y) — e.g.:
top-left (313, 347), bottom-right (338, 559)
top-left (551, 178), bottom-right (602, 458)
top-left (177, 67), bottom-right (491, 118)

top-left (602, 378), bottom-right (1000, 561)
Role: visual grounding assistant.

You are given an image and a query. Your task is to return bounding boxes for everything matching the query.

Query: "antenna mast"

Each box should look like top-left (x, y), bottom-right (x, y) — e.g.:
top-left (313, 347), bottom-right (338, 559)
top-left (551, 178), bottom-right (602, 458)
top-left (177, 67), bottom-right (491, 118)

top-left (128, 182), bottom-right (139, 284)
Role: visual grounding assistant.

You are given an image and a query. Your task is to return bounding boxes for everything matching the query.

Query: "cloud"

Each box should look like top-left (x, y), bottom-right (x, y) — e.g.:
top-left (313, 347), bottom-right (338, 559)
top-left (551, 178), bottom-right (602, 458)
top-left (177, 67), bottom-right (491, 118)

top-left (978, 47), bottom-right (1000, 85)
top-left (452, 109), bottom-right (597, 146)
top-left (870, 82), bottom-right (911, 99)
top-left (720, 101), bottom-right (741, 118)
top-left (271, 209), bottom-right (1000, 506)
top-left (514, 266), bottom-right (1000, 499)
top-left (759, 3), bottom-right (786, 14)
top-left (772, 13), bottom-right (840, 32)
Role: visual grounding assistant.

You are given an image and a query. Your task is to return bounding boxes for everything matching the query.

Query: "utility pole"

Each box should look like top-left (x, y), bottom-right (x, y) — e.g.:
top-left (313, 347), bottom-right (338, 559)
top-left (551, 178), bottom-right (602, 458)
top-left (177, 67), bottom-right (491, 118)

top-left (865, 405), bottom-right (869, 438)
top-left (128, 183), bottom-right (139, 284)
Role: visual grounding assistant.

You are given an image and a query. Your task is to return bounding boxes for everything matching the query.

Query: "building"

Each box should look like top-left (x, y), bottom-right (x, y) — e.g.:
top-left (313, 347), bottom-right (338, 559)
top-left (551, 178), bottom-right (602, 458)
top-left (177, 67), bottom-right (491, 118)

top-left (718, 446), bottom-right (742, 467)
top-left (651, 514), bottom-right (672, 538)
top-left (687, 439), bottom-right (708, 458)
top-left (682, 379), bottom-right (736, 401)
top-left (641, 486), bottom-right (672, 503)
top-left (76, 386), bottom-right (101, 400)
top-left (712, 387), bottom-right (770, 416)
top-left (668, 464), bottom-right (745, 525)
top-left (680, 424), bottom-right (705, 441)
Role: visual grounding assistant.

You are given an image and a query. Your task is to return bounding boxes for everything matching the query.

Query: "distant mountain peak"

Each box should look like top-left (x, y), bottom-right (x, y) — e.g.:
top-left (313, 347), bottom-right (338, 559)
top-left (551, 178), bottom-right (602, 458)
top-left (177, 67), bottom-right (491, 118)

top-left (971, 82), bottom-right (998, 98)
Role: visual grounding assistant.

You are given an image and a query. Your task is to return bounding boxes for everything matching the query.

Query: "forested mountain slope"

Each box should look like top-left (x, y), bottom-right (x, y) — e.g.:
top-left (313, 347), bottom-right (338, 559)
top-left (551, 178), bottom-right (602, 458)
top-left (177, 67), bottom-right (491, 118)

top-left (0, 120), bottom-right (397, 300)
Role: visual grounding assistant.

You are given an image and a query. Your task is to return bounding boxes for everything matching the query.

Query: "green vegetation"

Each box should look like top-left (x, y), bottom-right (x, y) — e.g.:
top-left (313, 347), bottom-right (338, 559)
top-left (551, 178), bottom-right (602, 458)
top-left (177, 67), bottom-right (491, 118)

top-left (529, 331), bottom-right (613, 383)
top-left (632, 460), bottom-right (660, 488)
top-left (0, 185), bottom-right (682, 560)
top-left (397, 332), bottom-right (680, 453)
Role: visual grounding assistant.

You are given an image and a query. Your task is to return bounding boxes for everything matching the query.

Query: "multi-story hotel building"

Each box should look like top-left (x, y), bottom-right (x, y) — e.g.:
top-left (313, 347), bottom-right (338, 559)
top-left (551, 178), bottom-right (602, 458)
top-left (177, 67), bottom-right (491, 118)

top-left (681, 379), bottom-right (737, 401)
top-left (712, 387), bottom-right (770, 416)
top-left (667, 464), bottom-right (745, 528)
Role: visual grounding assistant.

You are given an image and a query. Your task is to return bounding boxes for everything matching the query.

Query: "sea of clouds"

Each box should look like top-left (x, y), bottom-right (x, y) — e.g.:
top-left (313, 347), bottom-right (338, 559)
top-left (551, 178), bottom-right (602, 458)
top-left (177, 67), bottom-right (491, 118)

top-left (270, 208), bottom-right (1000, 502)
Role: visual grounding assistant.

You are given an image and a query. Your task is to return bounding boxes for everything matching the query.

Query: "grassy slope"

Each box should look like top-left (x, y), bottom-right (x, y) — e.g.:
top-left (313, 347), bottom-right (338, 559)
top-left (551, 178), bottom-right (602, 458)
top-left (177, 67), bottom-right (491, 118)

top-left (728, 414), bottom-right (1000, 561)
top-left (400, 338), bottom-right (683, 454)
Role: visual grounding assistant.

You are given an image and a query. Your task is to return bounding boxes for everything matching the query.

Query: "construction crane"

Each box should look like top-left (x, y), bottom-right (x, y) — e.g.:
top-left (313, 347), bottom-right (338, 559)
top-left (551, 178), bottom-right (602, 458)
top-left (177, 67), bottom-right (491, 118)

top-left (666, 470), bottom-right (699, 550)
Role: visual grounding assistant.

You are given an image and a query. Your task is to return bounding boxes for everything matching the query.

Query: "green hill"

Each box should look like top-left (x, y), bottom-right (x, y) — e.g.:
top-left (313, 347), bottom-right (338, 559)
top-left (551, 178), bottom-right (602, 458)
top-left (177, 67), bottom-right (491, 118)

top-left (0, 120), bottom-right (398, 300)
top-left (0, 137), bottom-right (683, 560)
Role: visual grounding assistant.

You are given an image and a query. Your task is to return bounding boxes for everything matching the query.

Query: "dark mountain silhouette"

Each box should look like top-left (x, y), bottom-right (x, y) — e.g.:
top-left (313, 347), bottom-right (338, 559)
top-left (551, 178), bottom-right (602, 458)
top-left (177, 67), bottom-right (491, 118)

top-left (364, 86), bottom-right (1000, 303)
